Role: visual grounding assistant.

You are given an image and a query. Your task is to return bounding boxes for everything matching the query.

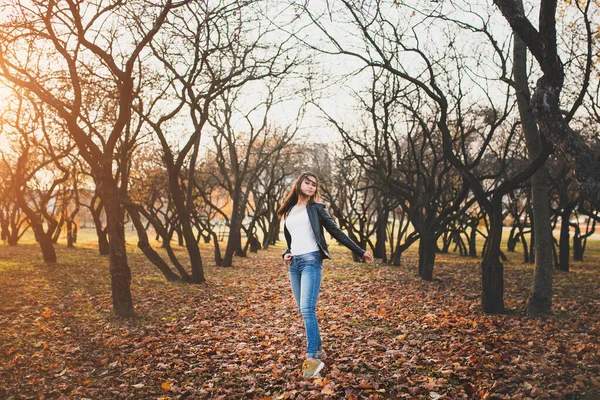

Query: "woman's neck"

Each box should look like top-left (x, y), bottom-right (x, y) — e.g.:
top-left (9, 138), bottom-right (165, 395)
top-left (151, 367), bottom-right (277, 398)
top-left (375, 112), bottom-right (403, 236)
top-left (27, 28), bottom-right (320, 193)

top-left (296, 196), bottom-right (310, 206)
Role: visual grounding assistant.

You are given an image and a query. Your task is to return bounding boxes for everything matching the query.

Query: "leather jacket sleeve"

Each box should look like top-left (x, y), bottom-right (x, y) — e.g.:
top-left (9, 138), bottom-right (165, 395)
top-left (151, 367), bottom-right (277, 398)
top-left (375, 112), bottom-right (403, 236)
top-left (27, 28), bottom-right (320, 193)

top-left (282, 224), bottom-right (292, 259)
top-left (317, 205), bottom-right (366, 258)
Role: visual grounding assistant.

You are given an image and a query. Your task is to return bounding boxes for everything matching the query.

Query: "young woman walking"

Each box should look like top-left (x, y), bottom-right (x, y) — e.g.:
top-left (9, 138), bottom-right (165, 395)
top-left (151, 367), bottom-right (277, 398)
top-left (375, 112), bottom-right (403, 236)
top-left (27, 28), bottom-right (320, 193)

top-left (277, 172), bottom-right (374, 378)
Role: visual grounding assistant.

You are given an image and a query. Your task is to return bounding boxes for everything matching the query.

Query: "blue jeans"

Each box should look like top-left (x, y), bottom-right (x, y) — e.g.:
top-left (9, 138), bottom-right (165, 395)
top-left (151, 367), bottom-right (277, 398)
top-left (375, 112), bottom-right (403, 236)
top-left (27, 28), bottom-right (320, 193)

top-left (289, 250), bottom-right (323, 359)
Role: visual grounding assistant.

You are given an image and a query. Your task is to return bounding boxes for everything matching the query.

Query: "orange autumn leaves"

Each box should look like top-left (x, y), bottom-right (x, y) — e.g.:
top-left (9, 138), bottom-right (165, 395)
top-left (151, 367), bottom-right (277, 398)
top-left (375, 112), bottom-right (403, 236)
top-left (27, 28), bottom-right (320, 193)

top-left (0, 244), bottom-right (599, 398)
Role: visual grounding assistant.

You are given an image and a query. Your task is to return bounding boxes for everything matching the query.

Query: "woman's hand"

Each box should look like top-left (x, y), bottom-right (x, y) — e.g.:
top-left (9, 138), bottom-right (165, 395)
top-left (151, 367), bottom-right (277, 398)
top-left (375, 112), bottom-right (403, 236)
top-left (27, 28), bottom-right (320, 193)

top-left (283, 253), bottom-right (292, 266)
top-left (362, 251), bottom-right (374, 263)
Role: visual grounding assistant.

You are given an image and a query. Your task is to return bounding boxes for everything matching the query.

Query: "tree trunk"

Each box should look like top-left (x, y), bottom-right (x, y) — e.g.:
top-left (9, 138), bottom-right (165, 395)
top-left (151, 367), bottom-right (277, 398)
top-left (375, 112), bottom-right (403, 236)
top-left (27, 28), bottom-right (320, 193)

top-left (529, 210), bottom-right (535, 264)
top-left (494, 0), bottom-right (600, 210)
top-left (264, 215), bottom-right (280, 249)
top-left (440, 231), bottom-right (451, 253)
top-left (390, 221), bottom-right (406, 266)
top-left (374, 205), bottom-right (388, 262)
top-left (34, 223), bottom-right (57, 263)
top-left (557, 210), bottom-right (571, 272)
top-left (51, 218), bottom-right (64, 244)
top-left (101, 189), bottom-right (134, 317)
top-left (418, 233), bottom-right (436, 281)
top-left (90, 198), bottom-right (110, 255)
top-left (7, 232), bottom-right (18, 246)
top-left (269, 217), bottom-right (280, 246)
top-left (164, 228), bottom-right (174, 248)
top-left (66, 220), bottom-right (75, 248)
top-left (249, 234), bottom-right (260, 253)
top-left (176, 229), bottom-right (184, 246)
top-left (15, 195), bottom-right (56, 263)
top-left (468, 221), bottom-right (478, 257)
top-left (520, 229), bottom-right (530, 264)
top-left (513, 1), bottom-right (553, 316)
top-left (223, 197), bottom-right (243, 267)
top-left (210, 230), bottom-right (223, 266)
top-left (455, 231), bottom-right (468, 256)
top-left (391, 248), bottom-right (402, 266)
top-left (127, 206), bottom-right (180, 282)
top-left (481, 199), bottom-right (504, 314)
top-left (0, 215), bottom-right (7, 241)
top-left (137, 206), bottom-right (191, 281)
top-left (526, 172), bottom-right (553, 314)
top-left (573, 236), bottom-right (583, 261)
top-left (167, 171), bottom-right (205, 283)
top-left (182, 221), bottom-right (204, 282)
top-left (507, 225), bottom-right (517, 252)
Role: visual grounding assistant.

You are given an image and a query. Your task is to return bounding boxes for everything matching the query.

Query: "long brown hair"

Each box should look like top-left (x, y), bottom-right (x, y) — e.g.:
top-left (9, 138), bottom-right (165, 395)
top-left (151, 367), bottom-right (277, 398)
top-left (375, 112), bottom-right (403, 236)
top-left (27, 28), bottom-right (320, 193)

top-left (277, 172), bottom-right (320, 218)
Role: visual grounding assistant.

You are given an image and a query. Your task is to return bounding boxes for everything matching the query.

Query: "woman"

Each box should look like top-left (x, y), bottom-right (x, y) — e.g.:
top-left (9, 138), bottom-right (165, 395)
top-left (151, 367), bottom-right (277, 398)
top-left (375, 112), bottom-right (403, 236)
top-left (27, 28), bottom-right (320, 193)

top-left (277, 172), bottom-right (374, 378)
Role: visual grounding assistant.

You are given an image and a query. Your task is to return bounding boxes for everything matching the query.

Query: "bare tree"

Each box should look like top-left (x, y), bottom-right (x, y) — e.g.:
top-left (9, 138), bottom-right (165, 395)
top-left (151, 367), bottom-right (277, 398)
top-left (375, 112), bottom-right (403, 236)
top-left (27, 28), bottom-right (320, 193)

top-left (322, 70), bottom-right (469, 280)
top-left (251, 146), bottom-right (299, 250)
top-left (319, 149), bottom-right (379, 263)
top-left (510, 0), bottom-right (554, 316)
top-left (0, 135), bottom-right (29, 246)
top-left (504, 187), bottom-right (532, 261)
top-left (494, 0), bottom-right (600, 206)
top-left (297, 1), bottom-right (553, 312)
top-left (81, 191), bottom-right (110, 256)
top-left (134, 0), bottom-right (302, 276)
top-left (1, 93), bottom-right (74, 262)
top-left (203, 85), bottom-right (298, 266)
top-left (0, 0), bottom-right (187, 316)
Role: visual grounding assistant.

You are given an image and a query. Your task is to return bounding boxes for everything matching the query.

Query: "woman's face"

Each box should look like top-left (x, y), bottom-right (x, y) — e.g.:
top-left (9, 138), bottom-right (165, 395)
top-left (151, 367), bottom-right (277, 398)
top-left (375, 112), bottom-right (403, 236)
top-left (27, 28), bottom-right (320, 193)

top-left (299, 176), bottom-right (317, 198)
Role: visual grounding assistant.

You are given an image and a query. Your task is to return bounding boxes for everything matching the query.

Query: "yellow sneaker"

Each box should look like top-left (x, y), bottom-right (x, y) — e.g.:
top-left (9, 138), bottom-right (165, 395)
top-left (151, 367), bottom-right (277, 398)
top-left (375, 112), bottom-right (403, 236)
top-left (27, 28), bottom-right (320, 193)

top-left (302, 358), bottom-right (324, 378)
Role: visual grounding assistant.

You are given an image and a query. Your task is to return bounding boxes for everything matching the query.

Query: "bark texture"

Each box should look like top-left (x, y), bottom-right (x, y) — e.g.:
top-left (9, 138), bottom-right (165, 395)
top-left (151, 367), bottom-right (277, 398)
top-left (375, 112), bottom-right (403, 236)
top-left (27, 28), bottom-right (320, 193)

top-left (512, 10), bottom-right (554, 316)
top-left (495, 0), bottom-right (600, 208)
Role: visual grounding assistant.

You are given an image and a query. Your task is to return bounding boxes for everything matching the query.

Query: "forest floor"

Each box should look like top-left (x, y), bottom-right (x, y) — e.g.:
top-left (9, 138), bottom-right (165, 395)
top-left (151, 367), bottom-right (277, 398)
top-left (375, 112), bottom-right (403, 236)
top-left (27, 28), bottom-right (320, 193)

top-left (0, 238), bottom-right (599, 399)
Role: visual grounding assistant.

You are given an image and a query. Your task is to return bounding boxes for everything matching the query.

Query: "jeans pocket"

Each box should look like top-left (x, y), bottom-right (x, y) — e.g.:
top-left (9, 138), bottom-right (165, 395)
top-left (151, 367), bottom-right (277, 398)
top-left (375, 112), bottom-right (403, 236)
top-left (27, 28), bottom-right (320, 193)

top-left (303, 257), bottom-right (322, 270)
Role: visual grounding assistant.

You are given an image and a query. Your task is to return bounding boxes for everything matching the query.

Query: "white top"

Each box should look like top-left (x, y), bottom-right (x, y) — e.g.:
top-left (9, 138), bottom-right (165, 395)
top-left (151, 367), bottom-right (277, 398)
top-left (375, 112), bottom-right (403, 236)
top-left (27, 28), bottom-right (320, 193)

top-left (285, 208), bottom-right (319, 255)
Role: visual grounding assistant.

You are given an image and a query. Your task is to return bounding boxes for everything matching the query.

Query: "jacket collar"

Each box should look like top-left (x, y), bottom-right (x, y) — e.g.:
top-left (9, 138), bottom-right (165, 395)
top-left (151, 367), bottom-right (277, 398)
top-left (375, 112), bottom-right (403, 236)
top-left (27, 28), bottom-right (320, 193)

top-left (286, 201), bottom-right (316, 217)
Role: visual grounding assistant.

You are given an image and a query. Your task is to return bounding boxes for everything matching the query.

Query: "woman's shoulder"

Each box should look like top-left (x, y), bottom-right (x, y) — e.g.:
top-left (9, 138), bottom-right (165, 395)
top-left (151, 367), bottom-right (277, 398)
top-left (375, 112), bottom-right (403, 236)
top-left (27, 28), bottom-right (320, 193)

top-left (310, 201), bottom-right (326, 209)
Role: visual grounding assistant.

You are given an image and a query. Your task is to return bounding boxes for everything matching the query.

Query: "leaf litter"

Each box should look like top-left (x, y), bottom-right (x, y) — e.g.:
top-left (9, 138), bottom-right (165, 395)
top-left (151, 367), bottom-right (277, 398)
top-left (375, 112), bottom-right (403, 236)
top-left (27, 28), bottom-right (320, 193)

top-left (0, 243), bottom-right (598, 399)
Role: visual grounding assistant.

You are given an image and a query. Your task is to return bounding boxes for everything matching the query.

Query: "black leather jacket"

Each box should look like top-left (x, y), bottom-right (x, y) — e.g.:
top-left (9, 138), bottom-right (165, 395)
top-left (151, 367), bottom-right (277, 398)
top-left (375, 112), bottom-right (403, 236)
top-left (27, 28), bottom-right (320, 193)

top-left (282, 202), bottom-right (365, 260)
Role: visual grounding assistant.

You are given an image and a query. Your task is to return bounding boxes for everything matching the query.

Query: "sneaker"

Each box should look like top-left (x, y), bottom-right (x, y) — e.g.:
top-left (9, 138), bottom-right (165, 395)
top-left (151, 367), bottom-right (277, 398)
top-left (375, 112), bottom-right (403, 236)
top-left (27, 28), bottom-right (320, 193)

top-left (317, 349), bottom-right (327, 360)
top-left (302, 358), bottom-right (324, 378)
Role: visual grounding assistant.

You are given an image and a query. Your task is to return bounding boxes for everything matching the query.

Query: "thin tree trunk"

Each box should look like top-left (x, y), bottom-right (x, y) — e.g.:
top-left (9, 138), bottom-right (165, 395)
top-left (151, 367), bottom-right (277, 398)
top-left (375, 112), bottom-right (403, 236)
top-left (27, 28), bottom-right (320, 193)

top-left (481, 199), bottom-right (505, 314)
top-left (127, 206), bottom-right (180, 282)
top-left (507, 225), bottom-right (517, 252)
top-left (0, 213), bottom-right (7, 241)
top-left (468, 221), bottom-right (478, 257)
top-left (135, 205), bottom-right (191, 281)
top-left (15, 195), bottom-right (56, 263)
top-left (557, 211), bottom-right (571, 272)
top-left (91, 197), bottom-right (110, 255)
top-left (66, 220), bottom-right (75, 247)
top-left (223, 195), bottom-right (243, 267)
top-left (177, 229), bottom-right (184, 246)
top-left (520, 229), bottom-right (530, 264)
top-left (374, 202), bottom-right (388, 262)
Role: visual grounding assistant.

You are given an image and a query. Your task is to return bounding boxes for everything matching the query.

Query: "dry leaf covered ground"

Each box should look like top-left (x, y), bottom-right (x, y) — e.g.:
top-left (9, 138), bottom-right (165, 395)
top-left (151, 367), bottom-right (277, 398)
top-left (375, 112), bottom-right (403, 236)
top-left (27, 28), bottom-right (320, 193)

top-left (0, 238), bottom-right (599, 399)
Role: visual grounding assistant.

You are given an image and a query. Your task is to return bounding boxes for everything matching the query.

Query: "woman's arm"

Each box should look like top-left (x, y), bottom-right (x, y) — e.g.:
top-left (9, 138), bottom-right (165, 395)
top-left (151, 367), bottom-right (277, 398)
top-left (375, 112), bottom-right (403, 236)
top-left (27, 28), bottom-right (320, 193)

top-left (317, 205), bottom-right (367, 258)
